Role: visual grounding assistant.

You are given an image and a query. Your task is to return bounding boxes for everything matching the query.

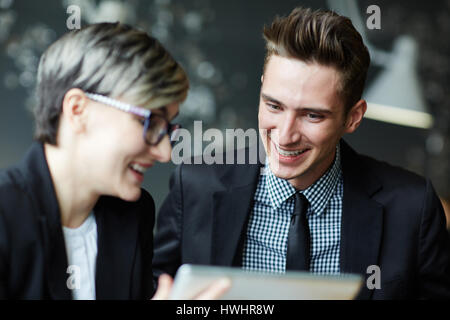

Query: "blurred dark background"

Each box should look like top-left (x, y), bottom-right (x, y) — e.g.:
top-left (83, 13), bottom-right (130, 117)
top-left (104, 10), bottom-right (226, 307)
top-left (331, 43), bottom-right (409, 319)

top-left (1, 0), bottom-right (449, 222)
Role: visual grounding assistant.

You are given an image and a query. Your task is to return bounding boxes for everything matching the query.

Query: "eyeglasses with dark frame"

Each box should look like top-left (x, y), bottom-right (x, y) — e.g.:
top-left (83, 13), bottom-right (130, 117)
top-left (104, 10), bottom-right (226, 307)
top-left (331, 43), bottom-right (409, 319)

top-left (85, 92), bottom-right (181, 146)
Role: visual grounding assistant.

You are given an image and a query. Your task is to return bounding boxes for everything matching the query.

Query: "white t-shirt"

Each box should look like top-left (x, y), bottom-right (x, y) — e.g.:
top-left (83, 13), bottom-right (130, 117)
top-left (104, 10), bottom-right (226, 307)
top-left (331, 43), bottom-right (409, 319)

top-left (63, 212), bottom-right (98, 300)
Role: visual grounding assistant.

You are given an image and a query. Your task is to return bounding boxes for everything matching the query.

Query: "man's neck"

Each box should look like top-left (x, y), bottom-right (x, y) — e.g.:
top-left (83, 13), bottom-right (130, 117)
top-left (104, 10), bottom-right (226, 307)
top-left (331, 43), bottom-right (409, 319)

top-left (287, 147), bottom-right (337, 191)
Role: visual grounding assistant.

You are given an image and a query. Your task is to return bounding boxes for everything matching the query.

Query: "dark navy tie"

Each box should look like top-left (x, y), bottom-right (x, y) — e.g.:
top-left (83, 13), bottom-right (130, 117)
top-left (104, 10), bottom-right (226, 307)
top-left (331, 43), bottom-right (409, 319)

top-left (286, 192), bottom-right (310, 271)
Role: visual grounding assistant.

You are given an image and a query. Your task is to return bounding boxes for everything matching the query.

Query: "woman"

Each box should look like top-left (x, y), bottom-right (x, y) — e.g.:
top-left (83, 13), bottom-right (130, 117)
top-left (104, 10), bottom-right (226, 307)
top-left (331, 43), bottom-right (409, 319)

top-left (0, 23), bottom-right (228, 299)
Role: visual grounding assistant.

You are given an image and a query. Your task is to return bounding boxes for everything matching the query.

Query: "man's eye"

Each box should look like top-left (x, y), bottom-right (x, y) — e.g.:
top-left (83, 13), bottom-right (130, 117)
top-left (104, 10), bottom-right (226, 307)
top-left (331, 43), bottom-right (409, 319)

top-left (267, 103), bottom-right (280, 111)
top-left (307, 113), bottom-right (324, 120)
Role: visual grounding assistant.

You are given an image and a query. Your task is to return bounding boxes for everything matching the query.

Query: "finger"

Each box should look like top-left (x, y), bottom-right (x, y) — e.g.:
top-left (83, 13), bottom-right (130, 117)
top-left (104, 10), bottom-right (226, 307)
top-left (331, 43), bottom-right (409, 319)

top-left (151, 274), bottom-right (174, 300)
top-left (195, 278), bottom-right (231, 300)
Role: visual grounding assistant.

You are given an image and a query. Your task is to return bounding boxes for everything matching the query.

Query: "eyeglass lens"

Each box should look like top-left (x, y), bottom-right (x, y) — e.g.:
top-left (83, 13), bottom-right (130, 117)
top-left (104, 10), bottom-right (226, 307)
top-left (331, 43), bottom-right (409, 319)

top-left (144, 114), bottom-right (181, 146)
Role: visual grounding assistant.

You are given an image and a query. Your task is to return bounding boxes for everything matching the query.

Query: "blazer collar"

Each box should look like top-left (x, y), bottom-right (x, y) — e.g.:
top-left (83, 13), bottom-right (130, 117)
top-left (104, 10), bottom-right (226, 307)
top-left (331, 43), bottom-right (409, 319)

top-left (211, 152), bottom-right (263, 266)
top-left (17, 142), bottom-right (63, 239)
top-left (94, 196), bottom-right (139, 300)
top-left (16, 142), bottom-right (71, 299)
top-left (339, 139), bottom-right (384, 299)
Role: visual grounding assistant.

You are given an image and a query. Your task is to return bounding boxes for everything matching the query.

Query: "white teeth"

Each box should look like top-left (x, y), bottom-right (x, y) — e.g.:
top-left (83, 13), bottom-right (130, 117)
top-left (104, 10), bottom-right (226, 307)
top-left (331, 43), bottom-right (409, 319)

top-left (130, 163), bottom-right (147, 174)
top-left (275, 144), bottom-right (307, 156)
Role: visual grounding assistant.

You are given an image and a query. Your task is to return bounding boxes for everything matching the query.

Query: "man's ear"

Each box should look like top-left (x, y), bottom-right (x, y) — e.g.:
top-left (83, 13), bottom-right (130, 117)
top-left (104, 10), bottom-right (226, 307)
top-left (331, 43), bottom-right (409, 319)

top-left (261, 75), bottom-right (264, 83)
top-left (61, 88), bottom-right (89, 133)
top-left (344, 99), bottom-right (367, 134)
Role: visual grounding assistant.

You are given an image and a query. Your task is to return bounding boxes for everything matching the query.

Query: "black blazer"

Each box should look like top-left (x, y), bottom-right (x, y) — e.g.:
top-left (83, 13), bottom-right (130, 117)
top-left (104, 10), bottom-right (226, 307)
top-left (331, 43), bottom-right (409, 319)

top-left (152, 140), bottom-right (450, 299)
top-left (0, 142), bottom-right (155, 299)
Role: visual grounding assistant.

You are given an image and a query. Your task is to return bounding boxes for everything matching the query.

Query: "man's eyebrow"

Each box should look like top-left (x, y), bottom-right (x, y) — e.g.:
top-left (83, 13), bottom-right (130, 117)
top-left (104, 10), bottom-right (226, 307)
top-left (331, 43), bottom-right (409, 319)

top-left (302, 107), bottom-right (333, 114)
top-left (261, 93), bottom-right (284, 106)
top-left (261, 93), bottom-right (332, 114)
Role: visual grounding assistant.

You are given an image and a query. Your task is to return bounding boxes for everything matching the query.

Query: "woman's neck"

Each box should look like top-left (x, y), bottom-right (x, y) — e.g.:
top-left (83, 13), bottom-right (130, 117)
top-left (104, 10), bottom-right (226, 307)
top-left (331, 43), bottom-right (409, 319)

top-left (44, 143), bottom-right (99, 228)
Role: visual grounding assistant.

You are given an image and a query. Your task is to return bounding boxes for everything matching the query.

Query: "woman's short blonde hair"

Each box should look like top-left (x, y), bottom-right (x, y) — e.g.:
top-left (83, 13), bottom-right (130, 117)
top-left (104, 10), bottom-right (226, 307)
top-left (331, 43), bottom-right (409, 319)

top-left (34, 22), bottom-right (189, 145)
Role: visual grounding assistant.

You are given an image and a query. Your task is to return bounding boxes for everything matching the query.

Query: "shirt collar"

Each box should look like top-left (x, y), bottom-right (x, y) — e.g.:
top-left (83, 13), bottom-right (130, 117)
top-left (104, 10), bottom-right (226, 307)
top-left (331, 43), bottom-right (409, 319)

top-left (265, 143), bottom-right (342, 216)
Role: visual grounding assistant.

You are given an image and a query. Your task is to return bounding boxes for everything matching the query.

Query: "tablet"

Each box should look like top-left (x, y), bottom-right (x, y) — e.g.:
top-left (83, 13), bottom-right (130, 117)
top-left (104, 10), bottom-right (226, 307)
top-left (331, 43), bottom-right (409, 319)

top-left (169, 264), bottom-right (363, 300)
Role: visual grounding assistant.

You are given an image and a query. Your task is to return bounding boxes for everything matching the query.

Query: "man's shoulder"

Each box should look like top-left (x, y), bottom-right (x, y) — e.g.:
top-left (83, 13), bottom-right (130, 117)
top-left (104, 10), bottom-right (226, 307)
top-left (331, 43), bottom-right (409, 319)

top-left (342, 140), bottom-right (427, 190)
top-left (351, 152), bottom-right (433, 205)
top-left (358, 152), bottom-right (426, 187)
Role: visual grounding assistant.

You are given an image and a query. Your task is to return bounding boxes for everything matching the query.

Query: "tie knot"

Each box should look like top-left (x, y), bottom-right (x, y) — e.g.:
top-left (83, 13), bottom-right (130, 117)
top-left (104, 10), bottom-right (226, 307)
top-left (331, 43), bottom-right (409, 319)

top-left (293, 192), bottom-right (309, 216)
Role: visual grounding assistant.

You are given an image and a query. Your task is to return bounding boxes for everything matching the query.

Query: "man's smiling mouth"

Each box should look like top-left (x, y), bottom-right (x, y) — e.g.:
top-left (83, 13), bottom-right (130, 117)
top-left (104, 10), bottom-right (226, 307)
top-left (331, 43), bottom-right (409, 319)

top-left (274, 143), bottom-right (309, 156)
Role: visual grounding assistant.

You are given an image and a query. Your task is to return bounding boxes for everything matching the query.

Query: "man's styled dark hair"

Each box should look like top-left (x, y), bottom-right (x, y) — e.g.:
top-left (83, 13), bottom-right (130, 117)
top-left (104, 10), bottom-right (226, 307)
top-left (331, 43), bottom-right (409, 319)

top-left (34, 22), bottom-right (188, 145)
top-left (263, 7), bottom-right (371, 114)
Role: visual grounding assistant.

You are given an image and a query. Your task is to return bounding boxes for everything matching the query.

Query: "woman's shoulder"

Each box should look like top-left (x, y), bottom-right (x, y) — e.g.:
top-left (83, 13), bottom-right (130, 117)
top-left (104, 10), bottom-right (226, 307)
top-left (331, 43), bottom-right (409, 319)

top-left (0, 166), bottom-right (41, 240)
top-left (0, 143), bottom-right (45, 196)
top-left (0, 165), bottom-right (24, 201)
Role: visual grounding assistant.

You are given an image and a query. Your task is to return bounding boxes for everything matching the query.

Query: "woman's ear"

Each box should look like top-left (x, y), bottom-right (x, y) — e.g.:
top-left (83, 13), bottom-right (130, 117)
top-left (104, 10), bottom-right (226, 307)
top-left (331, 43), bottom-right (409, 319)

top-left (61, 88), bottom-right (89, 133)
top-left (344, 99), bottom-right (367, 134)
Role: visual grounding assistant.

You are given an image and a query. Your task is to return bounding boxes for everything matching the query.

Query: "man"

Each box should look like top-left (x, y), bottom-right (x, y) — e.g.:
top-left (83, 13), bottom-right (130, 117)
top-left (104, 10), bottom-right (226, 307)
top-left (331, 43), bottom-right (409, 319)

top-left (152, 7), bottom-right (450, 299)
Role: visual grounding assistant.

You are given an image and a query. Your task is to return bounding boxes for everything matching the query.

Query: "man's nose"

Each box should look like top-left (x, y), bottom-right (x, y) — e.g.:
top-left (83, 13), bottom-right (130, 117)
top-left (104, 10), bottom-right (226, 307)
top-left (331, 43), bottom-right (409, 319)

top-left (277, 112), bottom-right (301, 145)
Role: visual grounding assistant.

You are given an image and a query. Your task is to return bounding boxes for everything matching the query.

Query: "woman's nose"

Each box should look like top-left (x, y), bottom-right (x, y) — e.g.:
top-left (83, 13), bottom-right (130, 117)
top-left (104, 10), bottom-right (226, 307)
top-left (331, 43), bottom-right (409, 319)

top-left (149, 135), bottom-right (172, 163)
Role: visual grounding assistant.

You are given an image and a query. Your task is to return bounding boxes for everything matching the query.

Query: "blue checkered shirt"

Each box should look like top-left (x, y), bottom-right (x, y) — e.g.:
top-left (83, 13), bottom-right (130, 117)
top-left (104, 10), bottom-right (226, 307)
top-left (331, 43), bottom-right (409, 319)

top-left (242, 144), bottom-right (343, 275)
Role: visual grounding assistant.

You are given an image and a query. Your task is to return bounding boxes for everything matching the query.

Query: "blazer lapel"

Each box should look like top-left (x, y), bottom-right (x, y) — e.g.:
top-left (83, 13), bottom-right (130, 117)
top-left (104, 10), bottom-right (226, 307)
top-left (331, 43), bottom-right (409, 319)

top-left (340, 140), bottom-right (383, 299)
top-left (17, 142), bottom-right (71, 299)
top-left (211, 163), bottom-right (261, 266)
top-left (42, 218), bottom-right (72, 300)
top-left (94, 197), bottom-right (139, 300)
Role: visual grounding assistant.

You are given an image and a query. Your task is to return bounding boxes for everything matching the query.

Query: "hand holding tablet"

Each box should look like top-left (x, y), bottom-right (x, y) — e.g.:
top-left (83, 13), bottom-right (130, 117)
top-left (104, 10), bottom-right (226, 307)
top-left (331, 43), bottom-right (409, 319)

top-left (152, 272), bottom-right (231, 300)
